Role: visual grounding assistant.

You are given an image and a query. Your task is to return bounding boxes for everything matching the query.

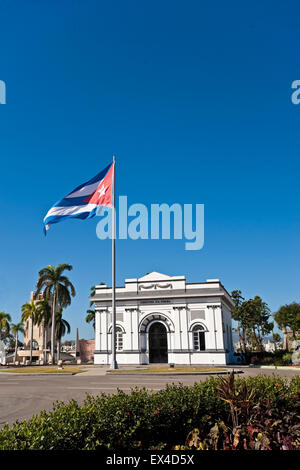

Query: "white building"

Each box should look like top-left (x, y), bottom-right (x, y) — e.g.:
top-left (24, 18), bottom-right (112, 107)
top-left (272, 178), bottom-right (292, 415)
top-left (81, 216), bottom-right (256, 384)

top-left (93, 272), bottom-right (235, 366)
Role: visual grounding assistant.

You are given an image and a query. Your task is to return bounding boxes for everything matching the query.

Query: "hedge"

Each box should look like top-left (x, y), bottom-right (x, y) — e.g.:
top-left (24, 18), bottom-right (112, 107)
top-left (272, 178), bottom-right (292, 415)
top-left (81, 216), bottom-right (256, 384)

top-left (0, 374), bottom-right (299, 450)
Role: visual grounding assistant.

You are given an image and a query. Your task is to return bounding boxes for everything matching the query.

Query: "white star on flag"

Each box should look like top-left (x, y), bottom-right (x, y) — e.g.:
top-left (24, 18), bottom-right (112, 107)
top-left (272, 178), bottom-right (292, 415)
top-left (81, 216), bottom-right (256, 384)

top-left (97, 184), bottom-right (106, 197)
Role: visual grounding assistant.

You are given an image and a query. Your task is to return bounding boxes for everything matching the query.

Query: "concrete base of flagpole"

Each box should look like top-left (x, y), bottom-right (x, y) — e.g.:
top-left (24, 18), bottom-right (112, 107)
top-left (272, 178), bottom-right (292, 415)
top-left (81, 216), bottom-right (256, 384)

top-left (110, 360), bottom-right (118, 370)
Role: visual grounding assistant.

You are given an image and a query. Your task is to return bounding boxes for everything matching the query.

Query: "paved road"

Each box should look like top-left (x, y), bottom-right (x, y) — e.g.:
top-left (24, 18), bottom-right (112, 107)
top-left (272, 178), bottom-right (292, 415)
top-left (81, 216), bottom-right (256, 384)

top-left (0, 367), bottom-right (299, 427)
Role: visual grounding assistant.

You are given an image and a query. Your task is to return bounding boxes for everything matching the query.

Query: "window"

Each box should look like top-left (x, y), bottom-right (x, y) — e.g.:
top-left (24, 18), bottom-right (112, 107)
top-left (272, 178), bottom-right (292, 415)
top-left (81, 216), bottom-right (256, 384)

top-left (193, 325), bottom-right (206, 351)
top-left (116, 327), bottom-right (124, 351)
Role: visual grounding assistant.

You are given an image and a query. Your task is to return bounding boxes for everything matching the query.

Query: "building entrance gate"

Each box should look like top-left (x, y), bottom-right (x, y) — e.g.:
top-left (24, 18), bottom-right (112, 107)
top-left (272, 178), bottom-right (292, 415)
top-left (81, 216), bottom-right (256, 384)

top-left (149, 322), bottom-right (168, 363)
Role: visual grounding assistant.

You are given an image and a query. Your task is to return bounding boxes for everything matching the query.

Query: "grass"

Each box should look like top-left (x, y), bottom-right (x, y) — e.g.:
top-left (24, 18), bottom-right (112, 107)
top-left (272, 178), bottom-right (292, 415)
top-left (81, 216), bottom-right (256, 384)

top-left (0, 366), bottom-right (88, 374)
top-left (108, 366), bottom-right (228, 373)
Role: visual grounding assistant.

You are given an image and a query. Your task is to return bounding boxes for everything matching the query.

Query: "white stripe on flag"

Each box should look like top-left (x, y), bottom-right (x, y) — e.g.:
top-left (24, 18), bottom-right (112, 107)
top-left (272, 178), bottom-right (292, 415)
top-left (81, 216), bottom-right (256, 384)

top-left (65, 180), bottom-right (103, 198)
top-left (44, 203), bottom-right (97, 220)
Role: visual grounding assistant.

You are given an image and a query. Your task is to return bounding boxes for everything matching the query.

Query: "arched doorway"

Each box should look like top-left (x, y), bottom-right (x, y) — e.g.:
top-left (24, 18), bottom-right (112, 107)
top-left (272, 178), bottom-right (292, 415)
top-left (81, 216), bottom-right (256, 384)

top-left (149, 322), bottom-right (168, 363)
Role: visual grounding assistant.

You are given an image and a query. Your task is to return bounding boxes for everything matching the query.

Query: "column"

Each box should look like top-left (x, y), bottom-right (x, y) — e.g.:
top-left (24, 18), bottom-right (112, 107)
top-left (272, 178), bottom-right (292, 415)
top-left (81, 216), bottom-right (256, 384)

top-left (125, 308), bottom-right (139, 351)
top-left (95, 310), bottom-right (101, 351)
top-left (207, 304), bottom-right (223, 350)
top-left (100, 309), bottom-right (108, 352)
top-left (179, 307), bottom-right (190, 352)
top-left (215, 306), bottom-right (225, 350)
top-left (172, 307), bottom-right (183, 350)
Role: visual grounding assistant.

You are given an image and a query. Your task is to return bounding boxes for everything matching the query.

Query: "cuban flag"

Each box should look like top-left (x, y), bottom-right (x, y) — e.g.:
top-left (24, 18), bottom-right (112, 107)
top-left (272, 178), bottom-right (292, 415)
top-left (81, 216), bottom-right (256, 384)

top-left (43, 162), bottom-right (114, 234)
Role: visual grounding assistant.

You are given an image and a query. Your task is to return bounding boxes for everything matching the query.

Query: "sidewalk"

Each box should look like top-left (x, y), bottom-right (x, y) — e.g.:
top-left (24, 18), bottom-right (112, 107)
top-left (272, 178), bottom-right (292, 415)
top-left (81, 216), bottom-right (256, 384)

top-left (77, 366), bottom-right (109, 376)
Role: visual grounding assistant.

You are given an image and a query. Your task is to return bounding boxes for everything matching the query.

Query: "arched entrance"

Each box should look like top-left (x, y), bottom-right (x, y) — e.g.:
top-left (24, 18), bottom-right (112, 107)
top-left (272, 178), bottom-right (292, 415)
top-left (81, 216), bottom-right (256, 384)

top-left (149, 322), bottom-right (168, 363)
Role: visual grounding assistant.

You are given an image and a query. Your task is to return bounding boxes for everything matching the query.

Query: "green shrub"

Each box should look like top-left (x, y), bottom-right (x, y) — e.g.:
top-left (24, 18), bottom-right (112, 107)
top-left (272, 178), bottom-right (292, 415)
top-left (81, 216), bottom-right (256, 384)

top-left (0, 374), bottom-right (299, 450)
top-left (262, 357), bottom-right (274, 365)
top-left (176, 374), bottom-right (300, 450)
top-left (282, 353), bottom-right (292, 365)
top-left (246, 350), bottom-right (295, 366)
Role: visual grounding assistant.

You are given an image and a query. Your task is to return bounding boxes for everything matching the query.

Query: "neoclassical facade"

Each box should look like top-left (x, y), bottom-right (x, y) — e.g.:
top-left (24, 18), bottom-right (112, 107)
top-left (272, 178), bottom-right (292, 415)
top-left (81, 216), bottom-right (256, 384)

top-left (93, 272), bottom-right (235, 365)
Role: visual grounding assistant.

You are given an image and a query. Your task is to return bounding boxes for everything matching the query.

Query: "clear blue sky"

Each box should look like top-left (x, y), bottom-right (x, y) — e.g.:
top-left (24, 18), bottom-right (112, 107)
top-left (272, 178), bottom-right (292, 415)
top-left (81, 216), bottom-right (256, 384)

top-left (0, 1), bottom-right (299, 341)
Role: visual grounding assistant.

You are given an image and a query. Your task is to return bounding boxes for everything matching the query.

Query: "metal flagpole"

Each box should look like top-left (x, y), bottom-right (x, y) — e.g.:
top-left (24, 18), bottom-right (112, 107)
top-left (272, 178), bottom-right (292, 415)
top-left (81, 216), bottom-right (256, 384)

top-left (110, 155), bottom-right (118, 369)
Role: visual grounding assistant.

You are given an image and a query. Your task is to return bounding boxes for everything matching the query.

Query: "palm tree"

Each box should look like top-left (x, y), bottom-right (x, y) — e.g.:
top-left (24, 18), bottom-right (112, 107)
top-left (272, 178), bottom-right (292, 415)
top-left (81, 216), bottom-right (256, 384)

top-left (90, 285), bottom-right (96, 306)
top-left (35, 264), bottom-right (75, 364)
top-left (21, 300), bottom-right (38, 364)
top-left (85, 309), bottom-right (95, 329)
top-left (0, 312), bottom-right (11, 342)
top-left (35, 297), bottom-right (51, 363)
top-left (11, 322), bottom-right (24, 362)
top-left (54, 307), bottom-right (71, 362)
top-left (85, 283), bottom-right (103, 330)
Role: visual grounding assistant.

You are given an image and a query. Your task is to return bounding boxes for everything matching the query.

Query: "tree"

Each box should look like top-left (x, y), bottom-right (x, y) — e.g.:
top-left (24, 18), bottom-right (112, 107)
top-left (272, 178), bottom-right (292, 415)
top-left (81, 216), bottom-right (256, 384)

top-left (11, 322), bottom-right (24, 362)
top-left (35, 264), bottom-right (75, 364)
top-left (54, 307), bottom-right (71, 362)
top-left (274, 305), bottom-right (290, 350)
top-left (274, 303), bottom-right (300, 351)
top-left (271, 332), bottom-right (281, 352)
top-left (35, 297), bottom-right (51, 363)
top-left (231, 290), bottom-right (246, 353)
top-left (231, 291), bottom-right (273, 353)
top-left (288, 303), bottom-right (300, 337)
top-left (89, 285), bottom-right (96, 306)
top-left (21, 300), bottom-right (38, 364)
top-left (1, 332), bottom-right (15, 349)
top-left (62, 340), bottom-right (74, 346)
top-left (8, 337), bottom-right (23, 349)
top-left (85, 284), bottom-right (103, 330)
top-left (242, 296), bottom-right (273, 352)
top-left (85, 309), bottom-right (95, 329)
top-left (0, 312), bottom-right (11, 342)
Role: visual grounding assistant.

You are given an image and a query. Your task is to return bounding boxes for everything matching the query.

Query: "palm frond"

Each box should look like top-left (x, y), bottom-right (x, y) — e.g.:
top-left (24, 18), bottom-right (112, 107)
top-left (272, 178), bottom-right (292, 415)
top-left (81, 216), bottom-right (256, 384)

top-left (11, 322), bottom-right (24, 335)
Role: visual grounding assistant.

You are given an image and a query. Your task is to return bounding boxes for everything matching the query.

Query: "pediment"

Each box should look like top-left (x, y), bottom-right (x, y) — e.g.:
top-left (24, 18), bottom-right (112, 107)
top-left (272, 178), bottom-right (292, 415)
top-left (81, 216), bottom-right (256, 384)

top-left (138, 272), bottom-right (171, 282)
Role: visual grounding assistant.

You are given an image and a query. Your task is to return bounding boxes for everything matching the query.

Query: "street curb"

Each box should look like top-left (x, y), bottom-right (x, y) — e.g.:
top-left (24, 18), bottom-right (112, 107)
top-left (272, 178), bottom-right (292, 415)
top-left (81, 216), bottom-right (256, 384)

top-left (0, 372), bottom-right (80, 376)
top-left (106, 369), bottom-right (243, 376)
top-left (249, 365), bottom-right (300, 371)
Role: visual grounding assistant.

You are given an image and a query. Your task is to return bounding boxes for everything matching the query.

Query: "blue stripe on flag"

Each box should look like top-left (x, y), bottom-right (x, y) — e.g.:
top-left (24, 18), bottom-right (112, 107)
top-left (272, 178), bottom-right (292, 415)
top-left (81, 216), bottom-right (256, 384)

top-left (63, 163), bottom-right (112, 197)
top-left (51, 196), bottom-right (92, 208)
top-left (44, 207), bottom-right (98, 229)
